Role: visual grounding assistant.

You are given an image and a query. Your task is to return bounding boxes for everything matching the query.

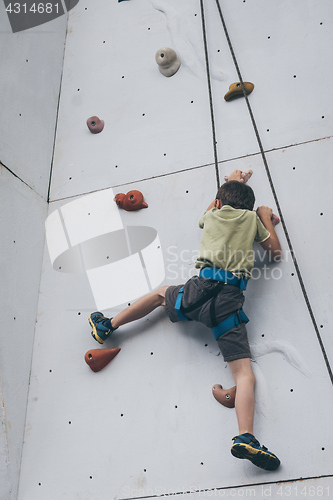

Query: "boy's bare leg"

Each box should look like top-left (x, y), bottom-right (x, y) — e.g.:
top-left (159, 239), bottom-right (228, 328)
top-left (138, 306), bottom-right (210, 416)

top-left (111, 285), bottom-right (169, 329)
top-left (228, 357), bottom-right (255, 435)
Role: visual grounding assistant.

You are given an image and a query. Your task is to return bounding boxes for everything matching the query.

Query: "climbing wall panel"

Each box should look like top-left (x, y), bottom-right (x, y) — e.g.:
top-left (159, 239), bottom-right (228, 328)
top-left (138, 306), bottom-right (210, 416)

top-left (49, 0), bottom-right (216, 201)
top-left (208, 0), bottom-right (333, 156)
top-left (19, 169), bottom-right (333, 498)
top-left (18, 0), bottom-right (333, 498)
top-left (0, 166), bottom-right (48, 498)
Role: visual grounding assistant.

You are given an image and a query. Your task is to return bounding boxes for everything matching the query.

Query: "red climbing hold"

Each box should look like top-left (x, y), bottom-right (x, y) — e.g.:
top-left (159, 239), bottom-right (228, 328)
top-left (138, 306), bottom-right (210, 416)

top-left (114, 190), bottom-right (148, 211)
top-left (85, 348), bottom-right (121, 372)
top-left (87, 116), bottom-right (104, 134)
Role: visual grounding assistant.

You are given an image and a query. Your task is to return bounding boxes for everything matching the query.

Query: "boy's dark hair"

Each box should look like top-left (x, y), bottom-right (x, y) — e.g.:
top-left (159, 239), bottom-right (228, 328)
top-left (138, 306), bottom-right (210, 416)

top-left (216, 181), bottom-right (255, 210)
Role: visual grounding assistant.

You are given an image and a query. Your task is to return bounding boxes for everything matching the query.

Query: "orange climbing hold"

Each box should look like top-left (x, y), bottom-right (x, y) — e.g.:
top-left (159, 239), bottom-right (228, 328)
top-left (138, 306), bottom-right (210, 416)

top-left (224, 82), bottom-right (254, 101)
top-left (212, 384), bottom-right (236, 408)
top-left (114, 190), bottom-right (148, 211)
top-left (85, 348), bottom-right (121, 372)
top-left (87, 116), bottom-right (104, 134)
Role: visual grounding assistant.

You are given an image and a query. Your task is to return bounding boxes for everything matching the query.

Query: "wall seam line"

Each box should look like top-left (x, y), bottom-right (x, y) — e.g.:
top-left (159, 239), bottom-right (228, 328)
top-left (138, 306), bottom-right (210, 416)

top-left (0, 161), bottom-right (45, 201)
top-left (47, 12), bottom-right (68, 204)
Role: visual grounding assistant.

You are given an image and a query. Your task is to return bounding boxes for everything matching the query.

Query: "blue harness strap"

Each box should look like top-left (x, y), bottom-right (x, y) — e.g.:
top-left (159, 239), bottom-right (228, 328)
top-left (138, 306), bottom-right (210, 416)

top-left (199, 267), bottom-right (248, 291)
top-left (212, 309), bottom-right (249, 340)
top-left (174, 286), bottom-right (191, 321)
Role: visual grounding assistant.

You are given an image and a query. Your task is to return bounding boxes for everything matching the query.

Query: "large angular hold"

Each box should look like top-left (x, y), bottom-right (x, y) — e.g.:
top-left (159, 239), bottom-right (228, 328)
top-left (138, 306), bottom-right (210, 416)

top-left (224, 82), bottom-right (254, 101)
top-left (85, 348), bottom-right (121, 372)
top-left (212, 384), bottom-right (236, 408)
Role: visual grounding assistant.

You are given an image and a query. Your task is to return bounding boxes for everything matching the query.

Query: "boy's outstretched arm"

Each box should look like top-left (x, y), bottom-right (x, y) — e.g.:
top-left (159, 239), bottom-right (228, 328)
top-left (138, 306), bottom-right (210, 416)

top-left (205, 170), bottom-right (246, 211)
top-left (257, 206), bottom-right (282, 261)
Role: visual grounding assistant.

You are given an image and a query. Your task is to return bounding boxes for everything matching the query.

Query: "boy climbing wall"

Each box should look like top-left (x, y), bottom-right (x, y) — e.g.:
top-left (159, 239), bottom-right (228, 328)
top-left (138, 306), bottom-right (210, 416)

top-left (88, 169), bottom-right (282, 471)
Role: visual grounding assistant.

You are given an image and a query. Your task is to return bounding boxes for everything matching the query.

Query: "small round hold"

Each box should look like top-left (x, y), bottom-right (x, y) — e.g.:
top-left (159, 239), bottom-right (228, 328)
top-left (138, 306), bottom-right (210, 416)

top-left (155, 47), bottom-right (181, 77)
top-left (87, 116), bottom-right (104, 134)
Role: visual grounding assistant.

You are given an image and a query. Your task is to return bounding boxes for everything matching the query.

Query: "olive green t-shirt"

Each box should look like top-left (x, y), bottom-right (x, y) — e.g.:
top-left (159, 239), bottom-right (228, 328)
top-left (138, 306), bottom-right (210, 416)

top-left (195, 205), bottom-right (270, 279)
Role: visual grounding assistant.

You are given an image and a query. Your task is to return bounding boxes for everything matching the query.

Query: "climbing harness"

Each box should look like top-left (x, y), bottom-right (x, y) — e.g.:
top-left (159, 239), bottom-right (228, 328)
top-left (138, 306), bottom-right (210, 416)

top-left (200, 0), bottom-right (333, 384)
top-left (199, 267), bottom-right (248, 291)
top-left (174, 270), bottom-right (249, 340)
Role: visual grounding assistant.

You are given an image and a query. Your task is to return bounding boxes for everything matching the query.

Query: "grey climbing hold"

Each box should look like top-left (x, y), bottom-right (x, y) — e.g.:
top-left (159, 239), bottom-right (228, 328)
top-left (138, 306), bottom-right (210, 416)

top-left (155, 47), bottom-right (180, 77)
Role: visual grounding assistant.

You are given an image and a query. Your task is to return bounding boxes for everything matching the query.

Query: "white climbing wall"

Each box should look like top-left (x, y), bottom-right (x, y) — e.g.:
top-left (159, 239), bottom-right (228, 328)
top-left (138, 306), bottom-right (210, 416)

top-left (0, 3), bottom-right (67, 499)
top-left (2, 0), bottom-right (332, 498)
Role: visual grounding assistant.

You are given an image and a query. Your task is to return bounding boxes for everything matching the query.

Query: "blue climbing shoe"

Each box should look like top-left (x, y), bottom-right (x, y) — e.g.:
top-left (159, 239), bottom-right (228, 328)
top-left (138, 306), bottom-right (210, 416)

top-left (89, 312), bottom-right (117, 344)
top-left (231, 434), bottom-right (280, 471)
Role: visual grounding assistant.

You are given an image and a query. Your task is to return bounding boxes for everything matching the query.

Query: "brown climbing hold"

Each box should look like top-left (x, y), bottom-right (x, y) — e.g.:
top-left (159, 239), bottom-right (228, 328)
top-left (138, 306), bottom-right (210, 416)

top-left (224, 82), bottom-right (254, 101)
top-left (114, 190), bottom-right (148, 211)
top-left (87, 116), bottom-right (104, 134)
top-left (212, 384), bottom-right (236, 408)
top-left (85, 348), bottom-right (121, 372)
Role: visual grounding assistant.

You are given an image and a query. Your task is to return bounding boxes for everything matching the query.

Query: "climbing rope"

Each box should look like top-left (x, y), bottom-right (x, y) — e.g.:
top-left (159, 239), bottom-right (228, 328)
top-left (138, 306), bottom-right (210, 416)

top-left (199, 0), bottom-right (220, 188)
top-left (213, 0), bottom-right (333, 384)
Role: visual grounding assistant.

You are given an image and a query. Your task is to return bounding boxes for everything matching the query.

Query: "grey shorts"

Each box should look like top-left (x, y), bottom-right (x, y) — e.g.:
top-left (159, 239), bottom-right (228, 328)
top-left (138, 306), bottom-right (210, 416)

top-left (165, 276), bottom-right (251, 362)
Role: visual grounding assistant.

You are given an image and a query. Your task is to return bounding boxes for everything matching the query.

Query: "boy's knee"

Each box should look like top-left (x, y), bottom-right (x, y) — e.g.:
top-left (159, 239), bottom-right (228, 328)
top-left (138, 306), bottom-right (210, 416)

top-left (231, 359), bottom-right (255, 386)
top-left (156, 285), bottom-right (169, 306)
top-left (243, 363), bottom-right (255, 384)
